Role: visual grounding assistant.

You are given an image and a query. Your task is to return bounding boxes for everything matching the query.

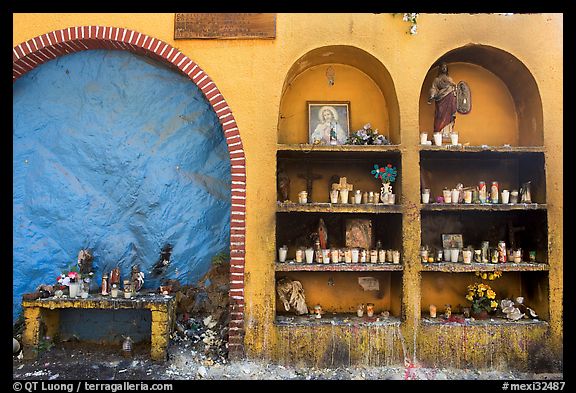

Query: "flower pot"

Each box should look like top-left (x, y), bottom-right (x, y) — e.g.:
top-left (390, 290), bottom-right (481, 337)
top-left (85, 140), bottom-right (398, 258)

top-left (471, 310), bottom-right (489, 320)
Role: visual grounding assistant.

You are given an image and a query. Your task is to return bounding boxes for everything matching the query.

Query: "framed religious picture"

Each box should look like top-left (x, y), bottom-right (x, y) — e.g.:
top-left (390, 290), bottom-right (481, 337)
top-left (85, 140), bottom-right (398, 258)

top-left (442, 234), bottom-right (463, 249)
top-left (308, 101), bottom-right (350, 145)
top-left (345, 218), bottom-right (373, 250)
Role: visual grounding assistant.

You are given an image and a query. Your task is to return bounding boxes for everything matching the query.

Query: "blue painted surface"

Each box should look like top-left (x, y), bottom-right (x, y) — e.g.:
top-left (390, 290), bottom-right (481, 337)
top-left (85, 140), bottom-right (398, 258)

top-left (13, 50), bottom-right (231, 320)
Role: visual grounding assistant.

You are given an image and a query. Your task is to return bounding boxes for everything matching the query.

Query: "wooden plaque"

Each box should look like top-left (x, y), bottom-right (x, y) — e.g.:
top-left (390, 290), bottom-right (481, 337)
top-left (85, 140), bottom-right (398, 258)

top-left (174, 13), bottom-right (276, 39)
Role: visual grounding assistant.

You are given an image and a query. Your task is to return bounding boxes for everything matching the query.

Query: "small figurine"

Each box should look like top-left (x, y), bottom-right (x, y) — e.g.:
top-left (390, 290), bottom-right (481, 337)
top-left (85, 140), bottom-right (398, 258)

top-left (101, 274), bottom-right (109, 296)
top-left (314, 304), bottom-right (322, 319)
top-left (151, 244), bottom-right (172, 276)
top-left (317, 218), bottom-right (328, 250)
top-left (131, 264), bottom-right (145, 292)
top-left (77, 249), bottom-right (94, 276)
top-left (110, 267), bottom-right (121, 287)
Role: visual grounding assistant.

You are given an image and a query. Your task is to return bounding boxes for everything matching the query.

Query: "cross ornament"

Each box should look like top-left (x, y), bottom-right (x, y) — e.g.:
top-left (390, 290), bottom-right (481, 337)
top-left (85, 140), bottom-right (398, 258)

top-left (332, 177), bottom-right (354, 191)
top-left (297, 167), bottom-right (323, 202)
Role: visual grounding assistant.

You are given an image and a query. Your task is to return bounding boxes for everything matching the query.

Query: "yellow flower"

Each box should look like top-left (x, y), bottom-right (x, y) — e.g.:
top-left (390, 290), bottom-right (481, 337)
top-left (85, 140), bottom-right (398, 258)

top-left (488, 273), bottom-right (494, 280)
top-left (466, 294), bottom-right (473, 301)
top-left (490, 300), bottom-right (498, 309)
top-left (487, 289), bottom-right (496, 299)
top-left (481, 273), bottom-right (487, 280)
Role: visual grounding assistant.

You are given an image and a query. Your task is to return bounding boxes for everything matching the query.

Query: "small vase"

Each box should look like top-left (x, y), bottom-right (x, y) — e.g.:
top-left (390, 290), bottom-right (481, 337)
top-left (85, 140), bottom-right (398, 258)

top-left (380, 182), bottom-right (393, 204)
top-left (471, 310), bottom-right (489, 320)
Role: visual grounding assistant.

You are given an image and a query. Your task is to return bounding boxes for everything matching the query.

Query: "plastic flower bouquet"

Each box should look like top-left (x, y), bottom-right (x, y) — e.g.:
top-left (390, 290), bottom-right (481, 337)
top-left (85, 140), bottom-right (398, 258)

top-left (466, 282), bottom-right (498, 314)
top-left (346, 124), bottom-right (390, 145)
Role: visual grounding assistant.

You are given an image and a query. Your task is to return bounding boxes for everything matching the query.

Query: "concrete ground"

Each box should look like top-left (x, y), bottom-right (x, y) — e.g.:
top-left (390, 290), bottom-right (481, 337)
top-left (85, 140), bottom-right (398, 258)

top-left (13, 340), bottom-right (563, 382)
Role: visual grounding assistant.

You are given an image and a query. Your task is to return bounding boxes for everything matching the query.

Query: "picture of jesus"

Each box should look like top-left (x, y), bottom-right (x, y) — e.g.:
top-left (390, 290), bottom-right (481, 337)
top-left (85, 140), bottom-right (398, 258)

top-left (308, 102), bottom-right (350, 145)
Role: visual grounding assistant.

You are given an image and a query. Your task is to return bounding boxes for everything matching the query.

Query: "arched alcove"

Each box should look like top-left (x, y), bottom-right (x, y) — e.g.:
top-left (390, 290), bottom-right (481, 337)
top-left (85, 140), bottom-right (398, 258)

top-left (13, 26), bottom-right (246, 359)
top-left (278, 45), bottom-right (401, 145)
top-left (419, 44), bottom-right (543, 146)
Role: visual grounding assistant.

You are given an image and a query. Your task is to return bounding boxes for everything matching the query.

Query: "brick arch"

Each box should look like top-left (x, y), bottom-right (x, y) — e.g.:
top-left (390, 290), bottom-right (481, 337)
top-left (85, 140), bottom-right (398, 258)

top-left (13, 26), bottom-right (246, 359)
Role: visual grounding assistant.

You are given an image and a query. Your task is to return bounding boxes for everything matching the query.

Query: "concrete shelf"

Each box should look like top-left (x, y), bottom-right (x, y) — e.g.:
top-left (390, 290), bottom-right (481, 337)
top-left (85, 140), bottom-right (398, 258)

top-left (421, 203), bottom-right (546, 211)
top-left (277, 144), bottom-right (401, 153)
top-left (418, 145), bottom-right (544, 154)
top-left (275, 262), bottom-right (403, 272)
top-left (420, 315), bottom-right (548, 326)
top-left (420, 262), bottom-right (549, 272)
top-left (277, 202), bottom-right (402, 214)
top-left (275, 313), bottom-right (401, 327)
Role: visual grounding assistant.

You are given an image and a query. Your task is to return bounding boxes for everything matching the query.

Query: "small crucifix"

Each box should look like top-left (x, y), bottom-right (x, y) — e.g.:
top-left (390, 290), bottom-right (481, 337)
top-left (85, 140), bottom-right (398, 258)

top-left (297, 167), bottom-right (323, 203)
top-left (332, 177), bottom-right (354, 192)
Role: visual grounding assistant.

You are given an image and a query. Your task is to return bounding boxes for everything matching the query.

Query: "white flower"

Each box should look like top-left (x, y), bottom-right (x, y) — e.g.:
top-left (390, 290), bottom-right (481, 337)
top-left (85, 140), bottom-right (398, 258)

top-left (363, 123), bottom-right (371, 130)
top-left (410, 25), bottom-right (418, 35)
top-left (402, 14), bottom-right (409, 22)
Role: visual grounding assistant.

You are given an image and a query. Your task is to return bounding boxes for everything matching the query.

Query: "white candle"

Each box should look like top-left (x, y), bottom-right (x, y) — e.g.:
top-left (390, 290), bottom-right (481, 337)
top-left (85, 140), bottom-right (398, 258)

top-left (450, 133), bottom-right (459, 145)
top-left (451, 189), bottom-right (460, 204)
top-left (330, 189), bottom-right (339, 203)
top-left (351, 248), bottom-right (359, 263)
top-left (450, 248), bottom-right (460, 262)
top-left (305, 248), bottom-right (314, 264)
top-left (420, 132), bottom-right (428, 144)
top-left (464, 190), bottom-right (473, 204)
top-left (463, 250), bottom-right (472, 264)
top-left (422, 188), bottom-right (430, 204)
top-left (340, 189), bottom-right (349, 204)
top-left (501, 189), bottom-right (510, 204)
top-left (278, 247), bottom-right (288, 262)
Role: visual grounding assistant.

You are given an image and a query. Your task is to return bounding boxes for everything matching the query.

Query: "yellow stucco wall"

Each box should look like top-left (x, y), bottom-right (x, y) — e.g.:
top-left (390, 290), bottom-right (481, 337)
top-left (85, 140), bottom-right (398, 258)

top-left (13, 13), bottom-right (563, 370)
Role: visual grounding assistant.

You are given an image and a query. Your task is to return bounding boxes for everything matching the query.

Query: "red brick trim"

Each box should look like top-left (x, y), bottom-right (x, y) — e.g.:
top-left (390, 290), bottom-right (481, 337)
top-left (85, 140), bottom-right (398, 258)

top-left (13, 26), bottom-right (246, 359)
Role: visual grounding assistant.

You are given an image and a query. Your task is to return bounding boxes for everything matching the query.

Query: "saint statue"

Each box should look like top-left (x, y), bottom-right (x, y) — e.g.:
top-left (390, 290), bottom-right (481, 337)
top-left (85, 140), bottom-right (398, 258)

top-left (428, 62), bottom-right (457, 139)
top-left (428, 62), bottom-right (471, 139)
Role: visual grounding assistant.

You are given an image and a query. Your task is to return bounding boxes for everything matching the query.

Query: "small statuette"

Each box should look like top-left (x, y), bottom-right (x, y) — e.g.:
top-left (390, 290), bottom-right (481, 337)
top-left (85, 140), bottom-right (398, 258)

top-left (101, 274), bottom-right (109, 296)
top-left (314, 304), bottom-right (322, 319)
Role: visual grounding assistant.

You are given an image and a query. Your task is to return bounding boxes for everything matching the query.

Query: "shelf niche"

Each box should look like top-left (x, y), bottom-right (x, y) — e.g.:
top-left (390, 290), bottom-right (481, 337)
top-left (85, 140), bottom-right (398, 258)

top-left (278, 45), bottom-right (401, 145)
top-left (420, 271), bottom-right (549, 321)
top-left (421, 209), bottom-right (548, 264)
top-left (420, 150), bottom-right (546, 204)
top-left (419, 44), bottom-right (543, 147)
top-left (276, 212), bottom-right (403, 260)
top-left (277, 149), bottom-right (402, 204)
top-left (275, 271), bottom-right (403, 319)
